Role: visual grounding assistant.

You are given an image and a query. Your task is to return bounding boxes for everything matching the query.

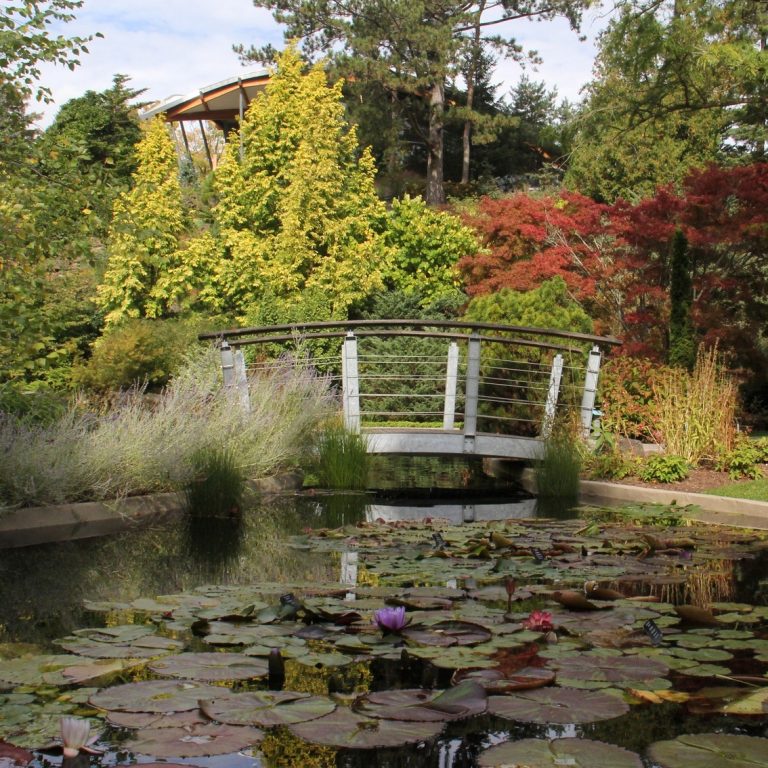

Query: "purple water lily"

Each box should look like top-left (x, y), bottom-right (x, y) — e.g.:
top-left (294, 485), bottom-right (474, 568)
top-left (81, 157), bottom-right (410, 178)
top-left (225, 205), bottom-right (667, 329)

top-left (373, 605), bottom-right (407, 634)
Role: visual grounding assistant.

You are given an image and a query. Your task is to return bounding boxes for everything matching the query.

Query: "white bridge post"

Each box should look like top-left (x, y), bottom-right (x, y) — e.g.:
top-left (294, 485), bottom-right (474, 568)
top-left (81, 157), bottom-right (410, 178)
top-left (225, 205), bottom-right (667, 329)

top-left (342, 332), bottom-right (361, 433)
top-left (580, 345), bottom-right (602, 439)
top-left (541, 353), bottom-right (563, 437)
top-left (443, 341), bottom-right (459, 429)
top-left (233, 349), bottom-right (251, 412)
top-left (220, 340), bottom-right (235, 388)
top-left (463, 336), bottom-right (481, 453)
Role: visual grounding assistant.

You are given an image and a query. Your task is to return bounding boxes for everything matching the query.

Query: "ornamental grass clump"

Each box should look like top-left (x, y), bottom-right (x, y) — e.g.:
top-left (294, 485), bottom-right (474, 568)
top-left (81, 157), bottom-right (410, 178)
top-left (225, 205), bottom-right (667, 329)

top-left (652, 345), bottom-right (737, 464)
top-left (0, 351), bottom-right (333, 509)
top-left (313, 420), bottom-right (370, 490)
top-left (535, 426), bottom-right (581, 499)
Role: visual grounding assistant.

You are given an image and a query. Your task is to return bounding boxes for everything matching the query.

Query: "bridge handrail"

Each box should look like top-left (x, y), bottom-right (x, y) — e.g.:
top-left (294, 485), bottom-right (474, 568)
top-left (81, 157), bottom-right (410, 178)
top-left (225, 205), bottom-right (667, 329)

top-left (199, 319), bottom-right (621, 349)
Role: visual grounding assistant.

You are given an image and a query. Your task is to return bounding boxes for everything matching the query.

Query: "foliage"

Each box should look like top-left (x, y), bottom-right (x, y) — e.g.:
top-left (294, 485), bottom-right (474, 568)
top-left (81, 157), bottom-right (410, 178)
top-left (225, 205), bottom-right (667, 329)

top-left (463, 278), bottom-right (593, 434)
top-left (583, 446), bottom-right (636, 481)
top-left (609, 163), bottom-right (768, 367)
top-left (199, 46), bottom-right (387, 322)
top-left (0, 352), bottom-right (333, 508)
top-left (565, 0), bottom-right (733, 203)
top-left (0, 383), bottom-right (68, 425)
top-left (639, 454), bottom-right (689, 483)
top-left (311, 420), bottom-right (369, 490)
top-left (598, 357), bottom-right (675, 441)
top-left (651, 346), bottom-right (738, 464)
top-left (73, 318), bottom-right (208, 392)
top-left (0, 1), bottom-right (98, 105)
top-left (463, 277), bottom-right (593, 336)
top-left (580, 502), bottom-right (688, 527)
top-left (240, 1), bottom-right (592, 204)
top-left (667, 228), bottom-right (695, 370)
top-left (715, 436), bottom-right (764, 480)
top-left (383, 195), bottom-right (479, 304)
top-left (459, 192), bottom-right (620, 333)
top-left (43, 75), bottom-right (143, 179)
top-left (535, 427), bottom-right (581, 499)
top-left (185, 446), bottom-right (246, 517)
top-left (97, 117), bottom-right (186, 326)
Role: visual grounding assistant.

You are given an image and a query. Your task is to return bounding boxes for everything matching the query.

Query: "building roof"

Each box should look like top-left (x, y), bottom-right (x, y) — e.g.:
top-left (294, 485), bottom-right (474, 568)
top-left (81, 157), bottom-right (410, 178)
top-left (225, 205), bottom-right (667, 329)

top-left (139, 69), bottom-right (271, 125)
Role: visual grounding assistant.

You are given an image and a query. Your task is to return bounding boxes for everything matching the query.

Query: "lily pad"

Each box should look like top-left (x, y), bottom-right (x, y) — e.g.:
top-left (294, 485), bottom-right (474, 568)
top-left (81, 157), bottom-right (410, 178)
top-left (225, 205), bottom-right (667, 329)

top-left (648, 733), bottom-right (768, 768)
top-left (58, 634), bottom-right (183, 659)
top-left (478, 738), bottom-right (643, 767)
top-left (288, 707), bottom-right (443, 748)
top-left (200, 691), bottom-right (336, 726)
top-left (452, 666), bottom-right (555, 693)
top-left (148, 652), bottom-right (268, 681)
top-left (124, 724), bottom-right (264, 757)
top-left (106, 710), bottom-right (208, 729)
top-left (353, 681), bottom-right (486, 722)
top-left (488, 687), bottom-right (628, 724)
top-left (90, 680), bottom-right (224, 713)
top-left (553, 653), bottom-right (669, 686)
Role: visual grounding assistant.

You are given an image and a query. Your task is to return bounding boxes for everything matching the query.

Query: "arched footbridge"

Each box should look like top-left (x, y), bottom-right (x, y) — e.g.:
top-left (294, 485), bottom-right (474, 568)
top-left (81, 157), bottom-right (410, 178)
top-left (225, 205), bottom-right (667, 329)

top-left (200, 320), bottom-right (621, 461)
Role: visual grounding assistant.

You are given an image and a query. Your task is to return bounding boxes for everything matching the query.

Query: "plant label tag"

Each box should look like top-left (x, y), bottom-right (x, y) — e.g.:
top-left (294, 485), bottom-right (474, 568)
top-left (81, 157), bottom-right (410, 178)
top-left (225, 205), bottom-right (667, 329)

top-left (532, 547), bottom-right (546, 562)
top-left (643, 619), bottom-right (664, 646)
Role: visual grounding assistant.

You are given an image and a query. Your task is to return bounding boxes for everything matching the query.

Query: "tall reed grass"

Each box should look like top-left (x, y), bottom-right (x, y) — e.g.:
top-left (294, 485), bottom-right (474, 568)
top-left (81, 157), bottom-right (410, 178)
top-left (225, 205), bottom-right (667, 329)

top-left (185, 445), bottom-right (245, 517)
top-left (313, 420), bottom-right (370, 490)
top-left (535, 427), bottom-right (582, 499)
top-left (0, 351), bottom-right (333, 509)
top-left (652, 345), bottom-right (737, 464)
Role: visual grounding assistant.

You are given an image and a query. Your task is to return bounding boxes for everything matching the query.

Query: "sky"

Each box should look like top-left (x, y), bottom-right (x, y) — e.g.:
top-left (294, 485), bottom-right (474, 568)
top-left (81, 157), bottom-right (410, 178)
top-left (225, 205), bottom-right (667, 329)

top-left (34, 0), bottom-right (612, 128)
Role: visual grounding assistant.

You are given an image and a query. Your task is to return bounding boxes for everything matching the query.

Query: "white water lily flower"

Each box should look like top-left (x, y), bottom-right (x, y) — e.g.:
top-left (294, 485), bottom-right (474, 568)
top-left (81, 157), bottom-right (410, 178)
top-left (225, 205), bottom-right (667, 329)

top-left (59, 717), bottom-right (103, 757)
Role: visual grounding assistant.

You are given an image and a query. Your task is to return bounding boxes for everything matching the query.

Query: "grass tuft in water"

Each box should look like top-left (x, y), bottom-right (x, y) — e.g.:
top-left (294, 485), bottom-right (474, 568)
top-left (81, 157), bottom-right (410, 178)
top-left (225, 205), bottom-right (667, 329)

top-left (535, 429), bottom-right (581, 499)
top-left (314, 421), bottom-right (369, 490)
top-left (185, 446), bottom-right (246, 517)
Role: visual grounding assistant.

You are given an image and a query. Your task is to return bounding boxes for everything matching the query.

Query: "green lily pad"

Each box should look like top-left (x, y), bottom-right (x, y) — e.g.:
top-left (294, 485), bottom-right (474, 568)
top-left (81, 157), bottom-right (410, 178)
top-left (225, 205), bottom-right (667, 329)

top-left (149, 652), bottom-right (268, 681)
top-left (488, 687), bottom-right (628, 724)
top-left (125, 724), bottom-right (264, 757)
top-left (648, 733), bottom-right (768, 768)
top-left (288, 707), bottom-right (444, 748)
top-left (478, 738), bottom-right (643, 767)
top-left (90, 680), bottom-right (224, 713)
top-left (405, 646), bottom-right (499, 670)
top-left (552, 653), bottom-right (669, 686)
top-left (200, 691), bottom-right (336, 726)
top-left (58, 633), bottom-right (183, 659)
top-left (0, 654), bottom-right (81, 688)
top-left (353, 681), bottom-right (487, 722)
top-left (452, 666), bottom-right (556, 693)
top-left (106, 710), bottom-right (208, 729)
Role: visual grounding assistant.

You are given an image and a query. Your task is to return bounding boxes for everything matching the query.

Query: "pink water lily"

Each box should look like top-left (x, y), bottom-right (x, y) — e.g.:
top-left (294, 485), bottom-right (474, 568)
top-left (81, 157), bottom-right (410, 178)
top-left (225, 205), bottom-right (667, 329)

top-left (373, 605), bottom-right (408, 633)
top-left (522, 610), bottom-right (554, 632)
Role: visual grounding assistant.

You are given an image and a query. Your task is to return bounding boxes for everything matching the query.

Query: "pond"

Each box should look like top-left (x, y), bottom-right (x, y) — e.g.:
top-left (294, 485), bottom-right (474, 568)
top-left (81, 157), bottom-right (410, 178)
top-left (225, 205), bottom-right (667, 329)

top-left (1, 489), bottom-right (767, 768)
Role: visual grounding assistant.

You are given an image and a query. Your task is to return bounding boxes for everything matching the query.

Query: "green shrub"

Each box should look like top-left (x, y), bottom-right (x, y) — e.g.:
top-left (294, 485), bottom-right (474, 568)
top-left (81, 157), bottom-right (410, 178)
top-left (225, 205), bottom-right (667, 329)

top-left (313, 421), bottom-right (370, 490)
top-left (185, 446), bottom-right (245, 517)
top-left (0, 383), bottom-right (68, 425)
top-left (585, 449), bottom-right (636, 480)
top-left (716, 437), bottom-right (763, 480)
top-left (535, 429), bottom-right (581, 498)
top-left (639, 455), bottom-right (689, 483)
top-left (73, 318), bottom-right (208, 392)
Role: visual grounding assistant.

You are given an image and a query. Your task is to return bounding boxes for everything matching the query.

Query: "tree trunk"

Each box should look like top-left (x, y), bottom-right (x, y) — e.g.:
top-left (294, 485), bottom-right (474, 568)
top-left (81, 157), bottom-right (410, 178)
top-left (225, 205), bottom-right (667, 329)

top-left (461, 0), bottom-right (485, 185)
top-left (426, 80), bottom-right (446, 205)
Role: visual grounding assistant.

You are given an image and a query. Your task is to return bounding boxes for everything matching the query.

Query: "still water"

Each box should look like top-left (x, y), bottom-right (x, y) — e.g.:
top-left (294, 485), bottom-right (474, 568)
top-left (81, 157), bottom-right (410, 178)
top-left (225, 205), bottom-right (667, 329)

top-left (2, 489), bottom-right (765, 768)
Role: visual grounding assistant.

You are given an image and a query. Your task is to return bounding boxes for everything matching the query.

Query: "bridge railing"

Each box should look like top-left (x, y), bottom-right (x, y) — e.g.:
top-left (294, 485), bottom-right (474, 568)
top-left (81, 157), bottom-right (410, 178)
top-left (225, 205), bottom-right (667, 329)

top-left (201, 320), bottom-right (620, 441)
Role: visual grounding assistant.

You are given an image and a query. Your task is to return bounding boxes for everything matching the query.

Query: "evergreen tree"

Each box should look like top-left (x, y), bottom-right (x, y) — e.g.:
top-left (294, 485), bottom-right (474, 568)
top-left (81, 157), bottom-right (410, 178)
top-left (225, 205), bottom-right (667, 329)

top-left (667, 227), bottom-right (696, 370)
top-left (238, 0), bottom-right (591, 204)
top-left (97, 117), bottom-right (185, 326)
top-left (175, 46), bottom-right (388, 322)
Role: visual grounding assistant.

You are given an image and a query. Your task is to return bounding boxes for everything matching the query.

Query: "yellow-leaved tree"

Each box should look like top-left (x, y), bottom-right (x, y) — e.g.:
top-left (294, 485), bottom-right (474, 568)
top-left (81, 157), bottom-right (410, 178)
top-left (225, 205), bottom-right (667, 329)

top-left (179, 44), bottom-right (389, 322)
top-left (97, 116), bottom-right (185, 326)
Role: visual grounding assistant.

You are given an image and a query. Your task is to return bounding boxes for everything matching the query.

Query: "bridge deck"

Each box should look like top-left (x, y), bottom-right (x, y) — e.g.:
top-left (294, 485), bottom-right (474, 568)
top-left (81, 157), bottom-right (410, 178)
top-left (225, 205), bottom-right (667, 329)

top-left (362, 427), bottom-right (544, 460)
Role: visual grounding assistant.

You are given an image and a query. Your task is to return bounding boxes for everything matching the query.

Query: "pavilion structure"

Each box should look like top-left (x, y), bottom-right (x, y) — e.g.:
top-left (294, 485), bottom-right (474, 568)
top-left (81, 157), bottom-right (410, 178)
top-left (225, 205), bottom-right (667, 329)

top-left (139, 69), bottom-right (271, 167)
